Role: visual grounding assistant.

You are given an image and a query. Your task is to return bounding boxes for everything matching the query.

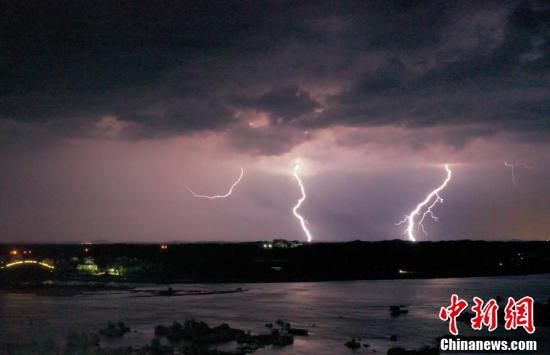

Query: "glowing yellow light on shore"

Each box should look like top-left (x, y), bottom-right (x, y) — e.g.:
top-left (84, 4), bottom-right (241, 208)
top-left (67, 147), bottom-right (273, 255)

top-left (2, 260), bottom-right (55, 270)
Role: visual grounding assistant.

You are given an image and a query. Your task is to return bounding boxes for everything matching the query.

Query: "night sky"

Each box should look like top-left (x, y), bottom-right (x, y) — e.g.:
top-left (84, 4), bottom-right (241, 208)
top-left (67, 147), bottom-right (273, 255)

top-left (1, 1), bottom-right (549, 242)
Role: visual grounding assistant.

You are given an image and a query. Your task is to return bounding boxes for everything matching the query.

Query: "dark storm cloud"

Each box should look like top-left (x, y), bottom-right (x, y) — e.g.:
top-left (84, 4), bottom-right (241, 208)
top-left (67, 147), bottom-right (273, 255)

top-left (1, 0), bottom-right (271, 96)
top-left (0, 0), bottom-right (548, 152)
top-left (122, 94), bottom-right (235, 138)
top-left (346, 0), bottom-right (451, 50)
top-left (313, 1), bottom-right (549, 136)
top-left (231, 85), bottom-right (322, 123)
top-left (228, 123), bottom-right (312, 156)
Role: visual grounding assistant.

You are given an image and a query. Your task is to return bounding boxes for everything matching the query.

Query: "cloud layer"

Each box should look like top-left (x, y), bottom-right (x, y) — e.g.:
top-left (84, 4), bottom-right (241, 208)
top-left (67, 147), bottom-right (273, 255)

top-left (0, 1), bottom-right (549, 242)
top-left (1, 1), bottom-right (548, 153)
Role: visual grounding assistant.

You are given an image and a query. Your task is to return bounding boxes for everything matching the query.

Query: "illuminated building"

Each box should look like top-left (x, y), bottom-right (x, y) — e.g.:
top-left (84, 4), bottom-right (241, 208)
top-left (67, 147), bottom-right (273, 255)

top-left (76, 257), bottom-right (100, 275)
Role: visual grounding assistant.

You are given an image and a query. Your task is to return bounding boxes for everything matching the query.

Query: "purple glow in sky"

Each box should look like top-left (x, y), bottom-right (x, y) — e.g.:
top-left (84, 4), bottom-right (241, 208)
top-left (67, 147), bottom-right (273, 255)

top-left (0, 1), bottom-right (549, 242)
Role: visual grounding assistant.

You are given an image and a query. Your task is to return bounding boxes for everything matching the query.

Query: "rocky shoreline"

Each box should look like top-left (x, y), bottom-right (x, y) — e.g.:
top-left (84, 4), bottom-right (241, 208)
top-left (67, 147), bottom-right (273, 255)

top-left (5, 317), bottom-right (443, 355)
top-left (2, 291), bottom-right (548, 354)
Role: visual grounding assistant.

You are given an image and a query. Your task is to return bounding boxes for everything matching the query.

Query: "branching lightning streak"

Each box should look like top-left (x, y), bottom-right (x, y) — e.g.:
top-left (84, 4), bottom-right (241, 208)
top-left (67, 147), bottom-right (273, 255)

top-left (292, 162), bottom-right (313, 243)
top-left (504, 161), bottom-right (532, 186)
top-left (185, 168), bottom-right (244, 199)
top-left (504, 161), bottom-right (518, 185)
top-left (397, 164), bottom-right (452, 242)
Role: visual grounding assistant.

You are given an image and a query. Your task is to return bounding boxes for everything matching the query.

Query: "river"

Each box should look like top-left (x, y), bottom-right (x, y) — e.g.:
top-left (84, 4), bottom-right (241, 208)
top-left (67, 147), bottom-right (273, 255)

top-left (1, 274), bottom-right (549, 354)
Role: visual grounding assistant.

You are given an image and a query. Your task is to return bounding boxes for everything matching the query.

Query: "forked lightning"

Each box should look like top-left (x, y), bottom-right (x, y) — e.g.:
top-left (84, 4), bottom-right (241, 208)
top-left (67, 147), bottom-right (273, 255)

top-left (292, 161), bottom-right (313, 242)
top-left (397, 164), bottom-right (452, 242)
top-left (185, 168), bottom-right (244, 199)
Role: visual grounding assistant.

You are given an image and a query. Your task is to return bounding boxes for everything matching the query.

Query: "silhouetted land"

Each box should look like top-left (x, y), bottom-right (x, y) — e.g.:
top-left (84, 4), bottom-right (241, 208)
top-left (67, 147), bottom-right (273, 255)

top-left (1, 240), bottom-right (549, 285)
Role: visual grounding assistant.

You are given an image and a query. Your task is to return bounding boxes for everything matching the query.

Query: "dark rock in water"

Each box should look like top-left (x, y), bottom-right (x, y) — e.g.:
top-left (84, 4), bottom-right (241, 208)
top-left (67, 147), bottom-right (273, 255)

top-left (273, 319), bottom-right (290, 330)
top-left (207, 323), bottom-right (247, 344)
top-left (237, 343), bottom-right (261, 353)
top-left (288, 327), bottom-right (309, 336)
top-left (390, 305), bottom-right (409, 316)
top-left (388, 346), bottom-right (439, 355)
top-left (98, 321), bottom-right (130, 338)
top-left (155, 321), bottom-right (184, 340)
top-left (237, 329), bottom-right (294, 348)
top-left (264, 332), bottom-right (293, 347)
top-left (390, 334), bottom-right (398, 341)
top-left (154, 319), bottom-right (245, 344)
top-left (65, 333), bottom-right (100, 347)
top-left (154, 324), bottom-right (166, 337)
top-left (154, 319), bottom-right (294, 351)
top-left (388, 347), bottom-right (408, 355)
top-left (344, 338), bottom-right (361, 349)
top-left (65, 333), bottom-right (100, 353)
top-left (151, 337), bottom-right (161, 348)
top-left (364, 343), bottom-right (371, 348)
top-left (265, 323), bottom-right (273, 329)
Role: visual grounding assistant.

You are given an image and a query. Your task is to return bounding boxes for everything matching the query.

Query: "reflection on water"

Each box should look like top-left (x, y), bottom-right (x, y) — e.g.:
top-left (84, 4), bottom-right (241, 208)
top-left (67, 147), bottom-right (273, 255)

top-left (1, 274), bottom-right (549, 354)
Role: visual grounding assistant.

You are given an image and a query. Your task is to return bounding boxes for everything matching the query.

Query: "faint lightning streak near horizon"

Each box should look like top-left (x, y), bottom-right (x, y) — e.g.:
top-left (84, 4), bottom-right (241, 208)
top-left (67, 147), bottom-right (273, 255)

top-left (504, 161), bottom-right (518, 185)
top-left (503, 161), bottom-right (532, 186)
top-left (397, 164), bottom-right (452, 242)
top-left (292, 162), bottom-right (313, 243)
top-left (185, 168), bottom-right (244, 199)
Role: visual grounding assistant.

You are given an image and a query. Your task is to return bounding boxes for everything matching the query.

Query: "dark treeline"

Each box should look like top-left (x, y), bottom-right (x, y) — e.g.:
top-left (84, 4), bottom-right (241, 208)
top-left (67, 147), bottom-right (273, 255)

top-left (1, 240), bottom-right (549, 283)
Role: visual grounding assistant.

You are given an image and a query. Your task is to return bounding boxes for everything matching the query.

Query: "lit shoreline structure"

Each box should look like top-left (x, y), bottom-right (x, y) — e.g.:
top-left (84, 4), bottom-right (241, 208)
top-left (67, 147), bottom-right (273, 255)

top-left (185, 167), bottom-right (244, 199)
top-left (2, 260), bottom-right (55, 270)
top-left (397, 164), bottom-right (452, 242)
top-left (292, 161), bottom-right (313, 243)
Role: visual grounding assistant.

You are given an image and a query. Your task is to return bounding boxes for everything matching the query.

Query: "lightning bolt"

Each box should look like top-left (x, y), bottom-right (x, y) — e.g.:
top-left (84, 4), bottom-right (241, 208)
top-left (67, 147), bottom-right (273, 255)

top-left (185, 168), bottom-right (244, 199)
top-left (397, 164), bottom-right (452, 242)
top-left (292, 161), bottom-right (313, 243)
top-left (503, 161), bottom-right (532, 186)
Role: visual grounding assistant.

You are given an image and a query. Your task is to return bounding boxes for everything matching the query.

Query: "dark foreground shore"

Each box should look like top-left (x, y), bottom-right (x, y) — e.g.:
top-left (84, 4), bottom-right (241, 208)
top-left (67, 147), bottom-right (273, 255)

top-left (1, 277), bottom-right (549, 355)
top-left (5, 301), bottom-right (550, 355)
top-left (1, 240), bottom-right (549, 284)
top-left (1, 318), bottom-right (442, 355)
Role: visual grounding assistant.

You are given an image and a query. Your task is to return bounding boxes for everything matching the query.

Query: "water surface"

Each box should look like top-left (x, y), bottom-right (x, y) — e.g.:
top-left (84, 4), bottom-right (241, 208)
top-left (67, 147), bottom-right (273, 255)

top-left (1, 274), bottom-right (548, 354)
